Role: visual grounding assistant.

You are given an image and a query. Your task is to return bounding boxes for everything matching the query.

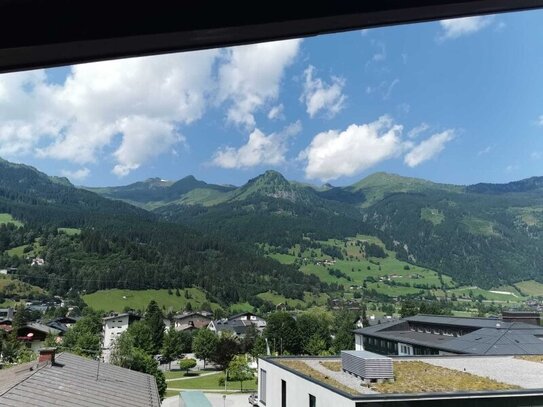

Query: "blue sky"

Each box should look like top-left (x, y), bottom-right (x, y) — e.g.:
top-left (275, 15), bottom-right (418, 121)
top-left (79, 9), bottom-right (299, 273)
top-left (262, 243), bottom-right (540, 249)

top-left (1, 9), bottom-right (543, 187)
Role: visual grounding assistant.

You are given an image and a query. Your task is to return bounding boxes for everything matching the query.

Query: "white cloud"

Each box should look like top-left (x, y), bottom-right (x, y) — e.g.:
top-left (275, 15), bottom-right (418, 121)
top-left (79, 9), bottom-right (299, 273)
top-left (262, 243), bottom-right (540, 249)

top-left (0, 39), bottom-right (302, 176)
top-left (112, 116), bottom-right (184, 176)
top-left (477, 146), bottom-right (492, 156)
top-left (439, 16), bottom-right (494, 40)
top-left (212, 121), bottom-right (301, 169)
top-left (268, 104), bottom-right (284, 120)
top-left (404, 130), bottom-right (455, 167)
top-left (408, 123), bottom-right (430, 139)
top-left (366, 79), bottom-right (399, 101)
top-left (300, 66), bottom-right (346, 118)
top-left (0, 50), bottom-right (218, 176)
top-left (531, 151), bottom-right (541, 160)
top-left (537, 115), bottom-right (543, 126)
top-left (299, 116), bottom-right (404, 181)
top-left (60, 167), bottom-right (90, 181)
top-left (217, 39), bottom-right (301, 128)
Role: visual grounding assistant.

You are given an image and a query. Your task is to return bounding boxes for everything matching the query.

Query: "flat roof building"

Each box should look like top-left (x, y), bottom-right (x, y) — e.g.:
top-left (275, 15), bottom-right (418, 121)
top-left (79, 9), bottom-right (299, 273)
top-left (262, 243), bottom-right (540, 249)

top-left (258, 354), bottom-right (543, 407)
top-left (354, 314), bottom-right (543, 356)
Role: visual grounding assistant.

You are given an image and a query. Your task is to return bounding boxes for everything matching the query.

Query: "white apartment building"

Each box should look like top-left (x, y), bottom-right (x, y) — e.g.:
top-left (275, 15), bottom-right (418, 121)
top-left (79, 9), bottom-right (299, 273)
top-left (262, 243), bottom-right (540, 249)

top-left (101, 313), bottom-right (140, 363)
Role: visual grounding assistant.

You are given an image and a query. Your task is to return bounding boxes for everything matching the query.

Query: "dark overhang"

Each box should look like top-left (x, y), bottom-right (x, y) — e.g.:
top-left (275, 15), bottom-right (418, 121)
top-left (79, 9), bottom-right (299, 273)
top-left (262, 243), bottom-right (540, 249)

top-left (2, 0), bottom-right (543, 74)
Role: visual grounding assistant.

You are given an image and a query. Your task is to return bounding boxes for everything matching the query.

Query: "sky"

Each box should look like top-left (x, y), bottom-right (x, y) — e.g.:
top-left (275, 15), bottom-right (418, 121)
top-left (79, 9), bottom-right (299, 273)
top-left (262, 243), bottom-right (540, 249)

top-left (1, 10), bottom-right (543, 187)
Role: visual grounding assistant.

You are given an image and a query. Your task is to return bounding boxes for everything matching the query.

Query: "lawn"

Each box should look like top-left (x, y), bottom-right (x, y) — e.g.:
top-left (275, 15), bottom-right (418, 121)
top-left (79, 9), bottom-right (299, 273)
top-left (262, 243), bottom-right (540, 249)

top-left (0, 213), bottom-right (23, 227)
top-left (166, 371), bottom-right (256, 392)
top-left (82, 288), bottom-right (221, 313)
top-left (374, 361), bottom-right (519, 393)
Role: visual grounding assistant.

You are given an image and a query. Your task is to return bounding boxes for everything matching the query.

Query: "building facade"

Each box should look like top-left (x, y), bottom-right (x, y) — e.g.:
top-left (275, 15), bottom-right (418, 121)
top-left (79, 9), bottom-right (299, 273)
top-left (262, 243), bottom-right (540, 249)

top-left (102, 313), bottom-right (141, 363)
top-left (258, 355), bottom-right (543, 407)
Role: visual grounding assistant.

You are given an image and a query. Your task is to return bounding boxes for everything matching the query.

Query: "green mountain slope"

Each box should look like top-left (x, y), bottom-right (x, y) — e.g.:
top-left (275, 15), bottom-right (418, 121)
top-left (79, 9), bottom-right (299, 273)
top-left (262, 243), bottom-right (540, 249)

top-left (0, 158), bottom-right (326, 306)
top-left (85, 175), bottom-right (235, 209)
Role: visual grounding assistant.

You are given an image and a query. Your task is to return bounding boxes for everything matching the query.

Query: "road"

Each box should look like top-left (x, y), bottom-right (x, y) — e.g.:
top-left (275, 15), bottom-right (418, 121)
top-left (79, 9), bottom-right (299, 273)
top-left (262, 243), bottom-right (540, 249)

top-left (162, 392), bottom-right (252, 407)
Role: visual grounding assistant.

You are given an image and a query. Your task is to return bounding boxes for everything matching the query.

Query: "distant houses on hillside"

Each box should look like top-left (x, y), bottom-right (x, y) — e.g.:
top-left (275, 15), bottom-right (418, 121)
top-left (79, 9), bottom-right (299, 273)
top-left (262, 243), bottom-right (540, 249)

top-left (208, 311), bottom-right (266, 337)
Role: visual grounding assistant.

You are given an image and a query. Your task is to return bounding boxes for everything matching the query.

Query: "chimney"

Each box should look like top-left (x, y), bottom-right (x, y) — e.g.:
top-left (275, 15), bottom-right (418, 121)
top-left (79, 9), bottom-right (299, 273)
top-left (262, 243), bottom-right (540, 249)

top-left (38, 347), bottom-right (56, 364)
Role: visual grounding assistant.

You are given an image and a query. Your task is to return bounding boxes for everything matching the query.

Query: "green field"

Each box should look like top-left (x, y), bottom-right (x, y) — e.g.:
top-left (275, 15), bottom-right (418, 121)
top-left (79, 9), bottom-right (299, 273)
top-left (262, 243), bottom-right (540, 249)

top-left (166, 371), bottom-right (256, 392)
top-left (461, 216), bottom-right (499, 237)
top-left (263, 234), bottom-right (535, 305)
top-left (58, 227), bottom-right (81, 236)
top-left (420, 208), bottom-right (445, 225)
top-left (0, 213), bottom-right (23, 227)
top-left (257, 291), bottom-right (329, 308)
top-left (83, 288), bottom-right (221, 313)
top-left (447, 286), bottom-right (524, 302)
top-left (5, 239), bottom-right (44, 258)
top-left (515, 280), bottom-right (543, 297)
top-left (0, 275), bottom-right (44, 297)
top-left (267, 235), bottom-right (454, 299)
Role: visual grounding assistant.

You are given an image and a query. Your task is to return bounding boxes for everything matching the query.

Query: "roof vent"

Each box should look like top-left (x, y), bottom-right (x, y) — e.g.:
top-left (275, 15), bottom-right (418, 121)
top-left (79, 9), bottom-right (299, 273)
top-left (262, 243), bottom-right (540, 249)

top-left (341, 350), bottom-right (393, 382)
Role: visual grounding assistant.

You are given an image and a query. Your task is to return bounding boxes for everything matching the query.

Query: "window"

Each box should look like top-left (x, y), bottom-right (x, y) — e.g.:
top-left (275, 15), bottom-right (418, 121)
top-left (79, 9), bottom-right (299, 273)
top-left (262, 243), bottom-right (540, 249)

top-left (282, 379), bottom-right (287, 407)
top-left (309, 394), bottom-right (316, 407)
top-left (260, 369), bottom-right (267, 404)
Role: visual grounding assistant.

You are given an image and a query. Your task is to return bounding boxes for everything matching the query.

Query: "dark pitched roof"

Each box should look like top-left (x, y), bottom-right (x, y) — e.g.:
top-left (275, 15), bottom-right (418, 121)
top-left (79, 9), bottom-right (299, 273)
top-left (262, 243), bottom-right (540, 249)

top-left (45, 320), bottom-right (68, 334)
top-left (354, 314), bottom-right (543, 355)
top-left (0, 352), bottom-right (161, 406)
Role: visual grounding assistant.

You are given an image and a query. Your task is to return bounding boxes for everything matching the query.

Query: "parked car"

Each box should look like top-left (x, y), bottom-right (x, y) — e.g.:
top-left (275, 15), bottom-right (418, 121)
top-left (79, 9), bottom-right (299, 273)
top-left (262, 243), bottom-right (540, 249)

top-left (248, 393), bottom-right (258, 406)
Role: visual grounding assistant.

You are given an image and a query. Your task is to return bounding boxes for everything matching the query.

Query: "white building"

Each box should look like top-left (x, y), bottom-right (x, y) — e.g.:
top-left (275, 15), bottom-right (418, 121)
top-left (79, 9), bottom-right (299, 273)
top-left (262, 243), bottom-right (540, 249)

top-left (101, 313), bottom-right (140, 363)
top-left (257, 354), bottom-right (543, 407)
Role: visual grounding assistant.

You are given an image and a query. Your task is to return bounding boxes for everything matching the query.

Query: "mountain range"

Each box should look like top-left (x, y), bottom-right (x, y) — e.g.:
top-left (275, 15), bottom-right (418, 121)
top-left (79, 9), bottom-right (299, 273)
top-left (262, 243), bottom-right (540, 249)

top-left (87, 170), bottom-right (543, 288)
top-left (2, 155), bottom-right (543, 295)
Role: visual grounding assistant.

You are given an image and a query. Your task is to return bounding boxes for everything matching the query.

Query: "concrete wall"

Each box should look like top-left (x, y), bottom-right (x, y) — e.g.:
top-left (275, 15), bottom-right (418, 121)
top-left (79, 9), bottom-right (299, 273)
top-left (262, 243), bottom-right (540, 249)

top-left (258, 359), bottom-right (355, 407)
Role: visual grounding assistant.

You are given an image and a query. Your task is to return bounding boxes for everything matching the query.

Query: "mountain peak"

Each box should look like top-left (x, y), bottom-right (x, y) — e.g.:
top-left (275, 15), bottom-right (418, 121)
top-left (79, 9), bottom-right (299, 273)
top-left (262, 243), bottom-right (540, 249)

top-left (233, 170), bottom-right (314, 203)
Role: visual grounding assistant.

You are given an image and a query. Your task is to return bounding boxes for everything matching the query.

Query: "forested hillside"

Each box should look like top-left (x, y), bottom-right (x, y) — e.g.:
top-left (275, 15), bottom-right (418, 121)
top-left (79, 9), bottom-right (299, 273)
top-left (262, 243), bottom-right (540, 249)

top-left (0, 159), bottom-right (326, 305)
top-left (92, 170), bottom-right (543, 289)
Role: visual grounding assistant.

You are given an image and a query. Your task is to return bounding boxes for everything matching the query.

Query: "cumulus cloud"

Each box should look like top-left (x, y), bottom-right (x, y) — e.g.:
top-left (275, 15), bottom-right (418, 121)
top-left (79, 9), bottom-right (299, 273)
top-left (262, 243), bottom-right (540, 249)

top-left (212, 121), bottom-right (301, 169)
top-left (439, 16), bottom-right (494, 40)
top-left (217, 39), bottom-right (301, 128)
top-left (268, 104), bottom-right (285, 120)
top-left (299, 116), bottom-right (404, 181)
top-left (404, 130), bottom-right (455, 167)
top-left (1, 51), bottom-right (218, 176)
top-left (60, 167), bottom-right (90, 181)
top-left (300, 66), bottom-right (346, 118)
top-left (112, 117), bottom-right (184, 176)
top-left (0, 39), bottom-right (303, 176)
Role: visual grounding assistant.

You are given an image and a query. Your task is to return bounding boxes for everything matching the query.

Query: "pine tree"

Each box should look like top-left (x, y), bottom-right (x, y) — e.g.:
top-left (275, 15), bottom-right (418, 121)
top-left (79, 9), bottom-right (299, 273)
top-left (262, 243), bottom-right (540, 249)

top-left (143, 300), bottom-right (165, 355)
